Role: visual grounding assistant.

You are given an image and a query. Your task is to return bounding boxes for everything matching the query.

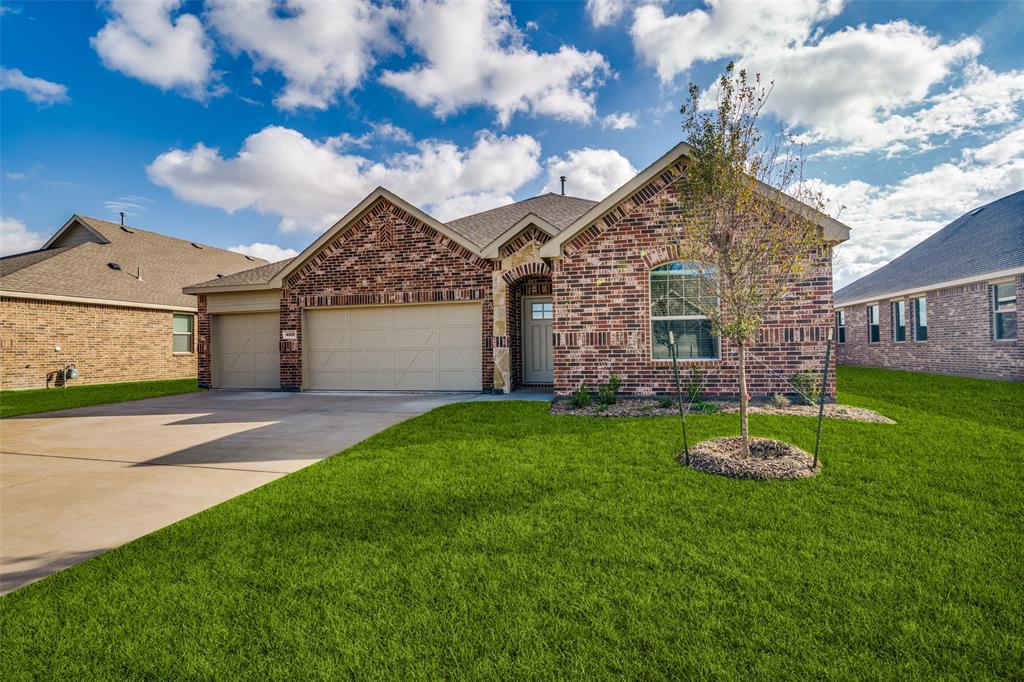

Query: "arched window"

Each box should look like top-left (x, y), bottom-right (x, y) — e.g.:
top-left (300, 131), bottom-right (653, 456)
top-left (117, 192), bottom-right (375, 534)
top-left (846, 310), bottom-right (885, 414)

top-left (650, 261), bottom-right (719, 360)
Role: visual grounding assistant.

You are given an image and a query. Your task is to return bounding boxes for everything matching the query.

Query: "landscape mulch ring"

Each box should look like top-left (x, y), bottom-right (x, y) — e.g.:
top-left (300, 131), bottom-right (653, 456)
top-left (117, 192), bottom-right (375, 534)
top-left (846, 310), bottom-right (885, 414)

top-left (682, 436), bottom-right (820, 480)
top-left (549, 399), bottom-right (894, 423)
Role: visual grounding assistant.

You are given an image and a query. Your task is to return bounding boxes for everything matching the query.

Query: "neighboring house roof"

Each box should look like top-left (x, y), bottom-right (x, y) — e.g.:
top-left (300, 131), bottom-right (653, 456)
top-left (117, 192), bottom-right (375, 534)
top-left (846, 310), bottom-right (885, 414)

top-left (447, 193), bottom-right (597, 248)
top-left (0, 215), bottom-right (267, 310)
top-left (834, 190), bottom-right (1024, 306)
top-left (187, 258), bottom-right (294, 290)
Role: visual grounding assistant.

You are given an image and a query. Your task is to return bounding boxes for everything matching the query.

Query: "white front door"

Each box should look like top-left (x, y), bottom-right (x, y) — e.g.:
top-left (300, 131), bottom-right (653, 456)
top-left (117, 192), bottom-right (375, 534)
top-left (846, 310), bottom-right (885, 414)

top-left (522, 297), bottom-right (553, 384)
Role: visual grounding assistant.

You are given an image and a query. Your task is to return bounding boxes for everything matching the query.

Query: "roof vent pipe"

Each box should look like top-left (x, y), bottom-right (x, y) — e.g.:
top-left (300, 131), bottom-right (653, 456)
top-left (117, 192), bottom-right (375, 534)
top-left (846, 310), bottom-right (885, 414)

top-left (136, 266), bottom-right (143, 281)
top-left (560, 175), bottom-right (566, 196)
top-left (120, 211), bottom-right (126, 226)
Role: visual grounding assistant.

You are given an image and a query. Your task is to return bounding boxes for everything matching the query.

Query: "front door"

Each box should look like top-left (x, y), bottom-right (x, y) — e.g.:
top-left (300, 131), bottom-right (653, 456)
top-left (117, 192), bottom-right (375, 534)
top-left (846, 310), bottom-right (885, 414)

top-left (522, 297), bottom-right (553, 384)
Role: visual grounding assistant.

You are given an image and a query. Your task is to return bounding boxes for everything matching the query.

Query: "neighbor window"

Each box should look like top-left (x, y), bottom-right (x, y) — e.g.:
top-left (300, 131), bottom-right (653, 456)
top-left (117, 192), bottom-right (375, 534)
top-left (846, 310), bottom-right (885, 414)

top-left (913, 297), bottom-right (927, 341)
top-left (891, 300), bottom-right (906, 342)
top-left (835, 310), bottom-right (846, 343)
top-left (867, 304), bottom-right (880, 343)
top-left (173, 313), bottom-right (194, 353)
top-left (650, 261), bottom-right (719, 360)
top-left (993, 281), bottom-right (1017, 340)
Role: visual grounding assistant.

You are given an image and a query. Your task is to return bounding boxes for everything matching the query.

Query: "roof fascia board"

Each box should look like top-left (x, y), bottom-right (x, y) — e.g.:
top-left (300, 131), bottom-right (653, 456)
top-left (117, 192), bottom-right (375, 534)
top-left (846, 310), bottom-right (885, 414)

top-left (271, 188), bottom-right (482, 287)
top-left (834, 266), bottom-right (1024, 308)
top-left (0, 289), bottom-right (196, 312)
top-left (480, 213), bottom-right (560, 259)
top-left (183, 282), bottom-right (281, 295)
top-left (41, 215), bottom-right (110, 250)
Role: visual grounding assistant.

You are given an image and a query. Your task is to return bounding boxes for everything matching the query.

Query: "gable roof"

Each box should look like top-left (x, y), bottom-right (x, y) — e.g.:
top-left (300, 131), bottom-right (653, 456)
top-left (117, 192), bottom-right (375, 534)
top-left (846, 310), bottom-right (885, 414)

top-left (0, 215), bottom-right (267, 310)
top-left (834, 190), bottom-right (1024, 306)
top-left (185, 258), bottom-right (294, 293)
top-left (447, 193), bottom-right (597, 248)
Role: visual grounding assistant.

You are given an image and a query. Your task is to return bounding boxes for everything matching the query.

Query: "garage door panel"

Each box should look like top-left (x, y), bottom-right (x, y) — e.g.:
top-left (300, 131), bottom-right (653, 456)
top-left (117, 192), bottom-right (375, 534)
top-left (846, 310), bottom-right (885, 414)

top-left (213, 312), bottom-right (280, 389)
top-left (305, 303), bottom-right (481, 391)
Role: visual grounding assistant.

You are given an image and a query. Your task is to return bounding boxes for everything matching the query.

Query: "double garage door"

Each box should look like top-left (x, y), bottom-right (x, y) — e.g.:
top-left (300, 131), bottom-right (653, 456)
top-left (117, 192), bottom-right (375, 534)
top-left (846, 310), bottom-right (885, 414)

top-left (305, 303), bottom-right (482, 391)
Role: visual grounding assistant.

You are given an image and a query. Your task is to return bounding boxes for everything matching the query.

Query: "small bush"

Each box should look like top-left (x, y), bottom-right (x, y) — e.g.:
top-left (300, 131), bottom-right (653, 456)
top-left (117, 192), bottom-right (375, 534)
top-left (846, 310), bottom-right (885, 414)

top-left (694, 400), bottom-right (719, 414)
top-left (658, 395), bottom-right (675, 409)
top-left (687, 367), bottom-right (704, 403)
top-left (569, 384), bottom-right (592, 408)
top-left (770, 393), bottom-right (791, 409)
top-left (597, 374), bottom-right (621, 406)
top-left (790, 371), bottom-right (822, 406)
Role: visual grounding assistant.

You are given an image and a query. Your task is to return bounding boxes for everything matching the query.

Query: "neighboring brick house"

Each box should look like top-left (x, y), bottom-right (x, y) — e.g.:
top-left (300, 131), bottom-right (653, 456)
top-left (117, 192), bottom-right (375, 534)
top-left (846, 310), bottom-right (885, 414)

top-left (0, 216), bottom-right (266, 389)
top-left (185, 142), bottom-right (850, 397)
top-left (835, 190), bottom-right (1023, 381)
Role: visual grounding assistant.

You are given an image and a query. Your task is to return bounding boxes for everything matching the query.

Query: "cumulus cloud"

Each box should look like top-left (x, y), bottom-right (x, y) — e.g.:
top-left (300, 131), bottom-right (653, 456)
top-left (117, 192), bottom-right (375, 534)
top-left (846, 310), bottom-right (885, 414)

top-left (602, 112), bottom-right (637, 130)
top-left (206, 0), bottom-right (395, 110)
top-left (587, 0), bottom-right (630, 27)
top-left (0, 67), bottom-right (70, 105)
top-left (823, 125), bottom-right (1024, 288)
top-left (228, 242), bottom-right (299, 262)
top-left (543, 148), bottom-right (637, 200)
top-left (91, 0), bottom-right (217, 98)
top-left (329, 122), bottom-right (414, 150)
top-left (147, 126), bottom-right (543, 231)
top-left (0, 217), bottom-right (47, 256)
top-left (381, 0), bottom-right (609, 125)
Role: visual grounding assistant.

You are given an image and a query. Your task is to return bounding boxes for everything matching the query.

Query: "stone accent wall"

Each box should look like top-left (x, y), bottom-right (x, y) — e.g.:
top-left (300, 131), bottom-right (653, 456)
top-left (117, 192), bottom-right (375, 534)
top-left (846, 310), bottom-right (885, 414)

top-left (1, 297), bottom-right (196, 389)
top-left (836, 275), bottom-right (1024, 380)
top-left (279, 198), bottom-right (495, 390)
top-left (552, 182), bottom-right (837, 398)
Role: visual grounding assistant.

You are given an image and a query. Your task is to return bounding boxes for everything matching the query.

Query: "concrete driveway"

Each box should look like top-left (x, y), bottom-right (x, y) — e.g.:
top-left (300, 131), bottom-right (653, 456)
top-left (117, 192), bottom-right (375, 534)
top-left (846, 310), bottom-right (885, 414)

top-left (0, 390), bottom-right (502, 594)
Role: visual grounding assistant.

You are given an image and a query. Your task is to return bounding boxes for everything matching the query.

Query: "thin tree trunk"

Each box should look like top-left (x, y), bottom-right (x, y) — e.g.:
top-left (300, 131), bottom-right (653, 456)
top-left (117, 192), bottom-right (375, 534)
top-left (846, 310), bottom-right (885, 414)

top-left (738, 342), bottom-right (750, 457)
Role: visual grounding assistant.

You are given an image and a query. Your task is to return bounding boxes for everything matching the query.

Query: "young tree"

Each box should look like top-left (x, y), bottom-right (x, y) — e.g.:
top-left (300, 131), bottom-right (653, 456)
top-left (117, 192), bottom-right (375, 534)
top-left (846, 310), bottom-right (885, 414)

top-left (671, 63), bottom-right (831, 456)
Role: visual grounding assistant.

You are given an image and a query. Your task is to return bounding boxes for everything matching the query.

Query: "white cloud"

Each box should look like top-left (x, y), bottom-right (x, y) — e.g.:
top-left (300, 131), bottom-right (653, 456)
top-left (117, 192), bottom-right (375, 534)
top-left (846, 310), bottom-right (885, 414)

top-left (147, 126), bottom-right (542, 231)
top-left (329, 122), bottom-right (414, 150)
top-left (631, 0), bottom-right (843, 82)
top-left (0, 217), bottom-right (47, 256)
top-left (602, 112), bottom-right (637, 130)
top-left (587, 0), bottom-right (629, 27)
top-left (381, 0), bottom-right (609, 125)
top-left (91, 0), bottom-right (216, 98)
top-left (543, 148), bottom-right (637, 199)
top-left (0, 67), bottom-right (70, 105)
top-left (5, 170), bottom-right (26, 181)
top-left (823, 125), bottom-right (1024, 288)
top-left (206, 0), bottom-right (395, 110)
top-left (228, 242), bottom-right (299, 262)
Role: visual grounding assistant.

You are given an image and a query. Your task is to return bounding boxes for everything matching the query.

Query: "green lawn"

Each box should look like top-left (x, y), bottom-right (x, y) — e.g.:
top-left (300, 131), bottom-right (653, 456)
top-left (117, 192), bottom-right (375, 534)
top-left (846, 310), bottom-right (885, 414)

top-left (2, 367), bottom-right (1022, 679)
top-left (0, 378), bottom-right (200, 418)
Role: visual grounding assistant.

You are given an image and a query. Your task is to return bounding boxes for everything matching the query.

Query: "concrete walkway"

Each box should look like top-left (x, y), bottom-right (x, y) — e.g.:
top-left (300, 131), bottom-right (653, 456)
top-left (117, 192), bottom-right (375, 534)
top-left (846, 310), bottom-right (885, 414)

top-left (0, 389), bottom-right (549, 594)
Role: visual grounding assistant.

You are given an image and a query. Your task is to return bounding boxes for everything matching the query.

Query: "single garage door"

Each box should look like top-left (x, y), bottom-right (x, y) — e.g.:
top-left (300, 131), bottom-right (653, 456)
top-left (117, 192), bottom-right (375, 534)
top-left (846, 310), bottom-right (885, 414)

top-left (212, 313), bottom-right (280, 389)
top-left (305, 303), bottom-right (482, 391)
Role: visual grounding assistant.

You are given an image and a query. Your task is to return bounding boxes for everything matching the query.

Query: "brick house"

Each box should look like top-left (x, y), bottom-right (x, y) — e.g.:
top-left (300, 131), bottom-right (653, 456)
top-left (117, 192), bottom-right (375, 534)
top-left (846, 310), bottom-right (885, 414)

top-left (184, 142), bottom-right (849, 397)
top-left (835, 190), bottom-right (1023, 381)
top-left (0, 216), bottom-right (266, 389)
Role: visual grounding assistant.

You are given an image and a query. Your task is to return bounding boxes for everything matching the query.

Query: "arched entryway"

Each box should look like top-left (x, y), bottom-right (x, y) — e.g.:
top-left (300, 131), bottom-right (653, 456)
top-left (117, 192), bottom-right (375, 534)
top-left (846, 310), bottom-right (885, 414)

top-left (497, 261), bottom-right (553, 392)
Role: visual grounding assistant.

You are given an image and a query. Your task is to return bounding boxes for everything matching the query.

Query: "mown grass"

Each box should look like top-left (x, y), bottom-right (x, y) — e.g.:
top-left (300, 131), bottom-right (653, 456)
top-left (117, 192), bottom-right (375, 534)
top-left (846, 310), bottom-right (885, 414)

top-left (2, 366), bottom-right (1022, 679)
top-left (0, 378), bottom-right (200, 418)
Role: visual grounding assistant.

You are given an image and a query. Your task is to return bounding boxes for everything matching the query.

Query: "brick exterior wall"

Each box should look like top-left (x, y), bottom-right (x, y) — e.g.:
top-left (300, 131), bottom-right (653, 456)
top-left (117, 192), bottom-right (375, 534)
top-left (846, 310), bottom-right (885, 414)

top-left (552, 180), bottom-right (837, 398)
top-left (196, 294), bottom-right (212, 388)
top-left (1, 297), bottom-right (196, 389)
top-left (278, 199), bottom-right (495, 390)
top-left (836, 275), bottom-right (1024, 380)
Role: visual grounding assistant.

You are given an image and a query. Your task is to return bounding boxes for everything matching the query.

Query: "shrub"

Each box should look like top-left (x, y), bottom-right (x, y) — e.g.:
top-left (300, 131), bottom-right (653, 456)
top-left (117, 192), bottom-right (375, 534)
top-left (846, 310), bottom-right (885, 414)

top-left (694, 400), bottom-right (719, 414)
top-left (597, 374), bottom-right (621, 406)
top-left (686, 367), bottom-right (704, 403)
top-left (569, 384), bottom-right (592, 408)
top-left (790, 371), bottom-right (822, 406)
top-left (658, 395), bottom-right (675, 409)
top-left (770, 393), bottom-right (791, 409)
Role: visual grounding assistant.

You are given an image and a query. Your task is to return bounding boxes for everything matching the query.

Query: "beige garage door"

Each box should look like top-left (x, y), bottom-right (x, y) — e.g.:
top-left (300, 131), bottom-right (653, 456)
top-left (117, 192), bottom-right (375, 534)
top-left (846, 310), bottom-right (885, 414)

top-left (212, 313), bottom-right (280, 389)
top-left (305, 303), bottom-right (482, 391)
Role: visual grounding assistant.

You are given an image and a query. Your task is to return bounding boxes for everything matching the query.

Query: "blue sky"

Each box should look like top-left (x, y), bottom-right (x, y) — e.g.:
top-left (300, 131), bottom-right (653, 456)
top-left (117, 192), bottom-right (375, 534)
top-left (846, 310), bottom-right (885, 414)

top-left (1, 0), bottom-right (1021, 287)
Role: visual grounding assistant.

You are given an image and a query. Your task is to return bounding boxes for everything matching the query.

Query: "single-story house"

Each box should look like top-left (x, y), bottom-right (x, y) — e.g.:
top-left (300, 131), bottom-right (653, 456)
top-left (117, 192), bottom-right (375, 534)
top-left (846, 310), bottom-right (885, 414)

top-left (185, 142), bottom-right (850, 397)
top-left (835, 190), bottom-right (1023, 381)
top-left (0, 215), bottom-right (267, 389)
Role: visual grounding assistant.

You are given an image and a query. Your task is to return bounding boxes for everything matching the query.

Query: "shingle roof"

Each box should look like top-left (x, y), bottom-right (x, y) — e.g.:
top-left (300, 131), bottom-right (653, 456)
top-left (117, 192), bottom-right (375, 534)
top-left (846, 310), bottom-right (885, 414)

top-left (186, 258), bottom-right (293, 290)
top-left (835, 190), bottom-right (1024, 304)
top-left (446, 193), bottom-right (597, 247)
top-left (0, 215), bottom-right (267, 309)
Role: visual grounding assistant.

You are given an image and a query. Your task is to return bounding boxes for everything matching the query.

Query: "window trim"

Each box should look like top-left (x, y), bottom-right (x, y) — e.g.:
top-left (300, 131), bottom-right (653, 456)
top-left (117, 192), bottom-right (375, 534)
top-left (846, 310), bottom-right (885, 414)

top-left (891, 299), bottom-right (906, 343)
top-left (649, 261), bottom-right (721, 362)
top-left (867, 303), bottom-right (880, 343)
top-left (912, 295), bottom-right (927, 342)
top-left (992, 279), bottom-right (1017, 341)
top-left (835, 309), bottom-right (846, 344)
top-left (173, 313), bottom-right (195, 354)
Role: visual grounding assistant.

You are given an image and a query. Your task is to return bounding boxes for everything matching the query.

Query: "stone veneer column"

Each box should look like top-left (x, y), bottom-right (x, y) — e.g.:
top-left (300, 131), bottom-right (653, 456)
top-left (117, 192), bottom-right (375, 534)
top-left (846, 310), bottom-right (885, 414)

top-left (492, 270), bottom-right (510, 393)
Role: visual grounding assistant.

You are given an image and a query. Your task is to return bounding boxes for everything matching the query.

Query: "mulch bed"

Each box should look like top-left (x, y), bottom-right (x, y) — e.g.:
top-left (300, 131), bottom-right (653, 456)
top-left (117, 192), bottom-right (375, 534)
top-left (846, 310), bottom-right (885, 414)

top-left (549, 399), bottom-right (893, 423)
top-left (681, 437), bottom-right (819, 480)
